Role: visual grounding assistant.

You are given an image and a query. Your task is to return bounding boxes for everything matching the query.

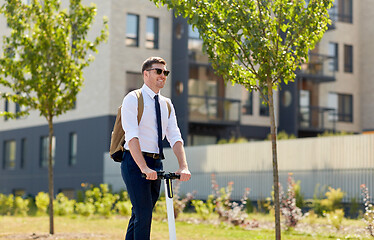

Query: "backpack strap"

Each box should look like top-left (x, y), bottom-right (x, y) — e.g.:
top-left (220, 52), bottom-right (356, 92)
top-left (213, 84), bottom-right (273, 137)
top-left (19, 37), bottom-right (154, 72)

top-left (166, 101), bottom-right (171, 118)
top-left (134, 89), bottom-right (144, 124)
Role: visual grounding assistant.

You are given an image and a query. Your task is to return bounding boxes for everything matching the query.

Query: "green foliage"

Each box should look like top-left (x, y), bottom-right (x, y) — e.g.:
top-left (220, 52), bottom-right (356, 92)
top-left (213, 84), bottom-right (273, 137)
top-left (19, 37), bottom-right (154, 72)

top-left (348, 197), bottom-right (360, 219)
top-left (0, 193), bottom-right (14, 215)
top-left (0, 0), bottom-right (108, 119)
top-left (217, 137), bottom-right (248, 144)
top-left (267, 130), bottom-right (296, 140)
top-left (153, 196), bottom-right (167, 218)
top-left (310, 184), bottom-right (328, 216)
top-left (13, 196), bottom-right (30, 216)
top-left (151, 0), bottom-right (332, 94)
top-left (318, 131), bottom-right (353, 137)
top-left (173, 181), bottom-right (196, 219)
top-left (325, 209), bottom-right (345, 230)
top-left (115, 201), bottom-right (132, 216)
top-left (191, 195), bottom-right (215, 220)
top-left (75, 202), bottom-right (95, 217)
top-left (304, 210), bottom-right (318, 225)
top-left (35, 192), bottom-right (49, 216)
top-left (83, 184), bottom-right (119, 217)
top-left (321, 187), bottom-right (345, 212)
top-left (54, 193), bottom-right (76, 216)
top-left (293, 180), bottom-right (305, 209)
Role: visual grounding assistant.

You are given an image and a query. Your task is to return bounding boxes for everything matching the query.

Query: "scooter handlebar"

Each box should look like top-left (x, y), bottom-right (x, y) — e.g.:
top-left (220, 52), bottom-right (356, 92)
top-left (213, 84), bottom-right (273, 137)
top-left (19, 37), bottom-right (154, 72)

top-left (141, 171), bottom-right (180, 180)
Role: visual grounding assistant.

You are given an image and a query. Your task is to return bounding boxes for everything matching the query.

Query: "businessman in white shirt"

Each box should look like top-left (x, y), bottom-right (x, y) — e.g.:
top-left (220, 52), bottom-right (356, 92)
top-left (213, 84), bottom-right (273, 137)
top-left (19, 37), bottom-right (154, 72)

top-left (120, 56), bottom-right (191, 240)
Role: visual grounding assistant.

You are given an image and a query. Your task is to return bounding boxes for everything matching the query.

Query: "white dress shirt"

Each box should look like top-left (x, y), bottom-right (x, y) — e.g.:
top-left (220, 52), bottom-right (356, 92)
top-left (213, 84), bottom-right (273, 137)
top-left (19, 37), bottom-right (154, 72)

top-left (121, 84), bottom-right (184, 154)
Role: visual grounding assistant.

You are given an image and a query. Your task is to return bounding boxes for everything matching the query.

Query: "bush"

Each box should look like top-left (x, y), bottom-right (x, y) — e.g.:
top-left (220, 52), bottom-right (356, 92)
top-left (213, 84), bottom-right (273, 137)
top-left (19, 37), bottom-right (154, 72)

top-left (304, 210), bottom-right (318, 225)
top-left (115, 201), bottom-right (132, 216)
top-left (325, 209), bottom-right (345, 230)
top-left (173, 180), bottom-right (195, 219)
top-left (13, 196), bottom-right (30, 216)
top-left (35, 192), bottom-right (49, 216)
top-left (280, 173), bottom-right (303, 229)
top-left (191, 196), bottom-right (215, 220)
top-left (84, 184), bottom-right (119, 217)
top-left (0, 193), bottom-right (14, 215)
top-left (361, 184), bottom-right (374, 237)
top-left (321, 187), bottom-right (345, 212)
top-left (54, 193), bottom-right (76, 216)
top-left (75, 202), bottom-right (95, 217)
top-left (211, 174), bottom-right (250, 226)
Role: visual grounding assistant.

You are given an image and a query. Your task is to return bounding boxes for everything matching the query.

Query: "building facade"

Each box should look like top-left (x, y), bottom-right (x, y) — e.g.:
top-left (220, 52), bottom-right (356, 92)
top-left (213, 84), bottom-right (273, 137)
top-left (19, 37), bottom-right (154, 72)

top-left (1, 0), bottom-right (373, 196)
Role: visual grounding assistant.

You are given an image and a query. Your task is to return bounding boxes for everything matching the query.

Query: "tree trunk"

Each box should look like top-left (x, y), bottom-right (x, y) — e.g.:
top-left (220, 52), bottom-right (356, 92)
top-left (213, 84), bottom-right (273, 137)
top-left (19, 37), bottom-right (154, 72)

top-left (47, 117), bottom-right (54, 235)
top-left (267, 79), bottom-right (281, 240)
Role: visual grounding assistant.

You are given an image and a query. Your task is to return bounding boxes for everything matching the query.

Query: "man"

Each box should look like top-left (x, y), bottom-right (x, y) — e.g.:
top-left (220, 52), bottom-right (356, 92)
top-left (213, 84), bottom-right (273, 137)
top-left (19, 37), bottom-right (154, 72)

top-left (120, 56), bottom-right (191, 240)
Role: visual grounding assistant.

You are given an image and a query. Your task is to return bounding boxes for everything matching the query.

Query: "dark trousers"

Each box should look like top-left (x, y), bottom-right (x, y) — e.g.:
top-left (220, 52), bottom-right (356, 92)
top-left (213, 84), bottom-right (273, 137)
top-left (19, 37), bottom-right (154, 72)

top-left (121, 151), bottom-right (163, 240)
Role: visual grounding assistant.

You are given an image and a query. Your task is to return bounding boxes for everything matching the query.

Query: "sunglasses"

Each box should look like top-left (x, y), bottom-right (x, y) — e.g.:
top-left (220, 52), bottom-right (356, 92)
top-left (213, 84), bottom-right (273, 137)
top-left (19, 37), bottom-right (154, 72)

top-left (146, 68), bottom-right (170, 76)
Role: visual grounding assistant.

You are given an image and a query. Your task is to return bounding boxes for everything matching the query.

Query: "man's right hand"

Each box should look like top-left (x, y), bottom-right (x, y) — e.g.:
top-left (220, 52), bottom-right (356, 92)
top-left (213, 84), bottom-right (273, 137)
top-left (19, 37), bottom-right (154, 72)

top-left (142, 167), bottom-right (157, 180)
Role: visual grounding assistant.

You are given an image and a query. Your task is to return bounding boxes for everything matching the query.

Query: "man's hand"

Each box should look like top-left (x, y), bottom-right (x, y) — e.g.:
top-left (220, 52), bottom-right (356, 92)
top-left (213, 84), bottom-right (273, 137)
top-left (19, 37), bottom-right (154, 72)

top-left (142, 167), bottom-right (157, 180)
top-left (176, 168), bottom-right (191, 182)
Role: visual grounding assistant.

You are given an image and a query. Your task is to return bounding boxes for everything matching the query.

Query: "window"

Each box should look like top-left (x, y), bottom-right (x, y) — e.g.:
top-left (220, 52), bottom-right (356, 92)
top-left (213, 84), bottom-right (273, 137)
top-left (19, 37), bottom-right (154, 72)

top-left (344, 45), bottom-right (353, 73)
top-left (146, 17), bottom-right (159, 49)
top-left (328, 42), bottom-right (339, 71)
top-left (3, 140), bottom-right (16, 170)
top-left (69, 133), bottom-right (77, 166)
top-left (126, 14), bottom-right (139, 47)
top-left (242, 91), bottom-right (253, 115)
top-left (328, 92), bottom-right (353, 122)
top-left (20, 138), bottom-right (26, 169)
top-left (40, 136), bottom-right (56, 168)
top-left (336, 0), bottom-right (353, 23)
top-left (259, 96), bottom-right (269, 116)
top-left (338, 94), bottom-right (353, 122)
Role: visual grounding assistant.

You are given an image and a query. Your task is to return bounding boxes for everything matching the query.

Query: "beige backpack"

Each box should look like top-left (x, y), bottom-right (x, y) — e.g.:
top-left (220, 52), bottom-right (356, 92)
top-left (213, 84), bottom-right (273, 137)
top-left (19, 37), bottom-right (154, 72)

top-left (109, 89), bottom-right (171, 162)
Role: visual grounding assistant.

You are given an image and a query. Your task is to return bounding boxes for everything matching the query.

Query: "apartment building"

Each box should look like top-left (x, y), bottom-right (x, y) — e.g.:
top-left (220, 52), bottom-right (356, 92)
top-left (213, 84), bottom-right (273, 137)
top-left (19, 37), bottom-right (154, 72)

top-left (1, 0), bottom-right (373, 196)
top-left (0, 0), bottom-right (173, 195)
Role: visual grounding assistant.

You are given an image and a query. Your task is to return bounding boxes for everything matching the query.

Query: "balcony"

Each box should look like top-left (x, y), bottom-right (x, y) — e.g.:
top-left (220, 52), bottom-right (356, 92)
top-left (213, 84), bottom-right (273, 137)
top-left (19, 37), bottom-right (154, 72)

top-left (188, 95), bottom-right (241, 124)
top-left (299, 106), bottom-right (336, 133)
top-left (297, 53), bottom-right (336, 82)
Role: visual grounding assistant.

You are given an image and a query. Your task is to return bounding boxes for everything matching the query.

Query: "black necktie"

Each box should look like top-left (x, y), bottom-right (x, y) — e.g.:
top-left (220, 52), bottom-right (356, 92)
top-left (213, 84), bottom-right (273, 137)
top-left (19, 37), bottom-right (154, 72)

top-left (154, 95), bottom-right (164, 159)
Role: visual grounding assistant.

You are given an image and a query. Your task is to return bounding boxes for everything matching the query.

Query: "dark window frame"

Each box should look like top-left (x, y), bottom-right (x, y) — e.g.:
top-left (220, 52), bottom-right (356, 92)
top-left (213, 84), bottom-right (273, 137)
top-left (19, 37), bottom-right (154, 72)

top-left (329, 42), bottom-right (339, 72)
top-left (126, 13), bottom-right (140, 47)
top-left (3, 140), bottom-right (16, 170)
top-left (242, 91), bottom-right (253, 115)
top-left (68, 132), bottom-right (77, 166)
top-left (337, 0), bottom-right (353, 24)
top-left (146, 16), bottom-right (159, 49)
top-left (344, 44), bottom-right (353, 73)
top-left (338, 93), bottom-right (353, 122)
top-left (20, 138), bottom-right (26, 169)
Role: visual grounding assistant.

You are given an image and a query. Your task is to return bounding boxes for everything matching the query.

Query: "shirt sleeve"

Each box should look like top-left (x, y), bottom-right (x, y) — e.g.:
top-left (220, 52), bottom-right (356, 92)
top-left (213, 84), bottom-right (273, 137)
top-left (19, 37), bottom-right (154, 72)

top-left (121, 91), bottom-right (139, 143)
top-left (165, 99), bottom-right (184, 147)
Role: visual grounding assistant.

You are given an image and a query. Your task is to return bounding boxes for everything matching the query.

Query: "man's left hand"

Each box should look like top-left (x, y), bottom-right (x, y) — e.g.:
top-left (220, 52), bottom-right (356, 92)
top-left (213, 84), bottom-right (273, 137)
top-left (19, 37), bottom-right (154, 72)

top-left (176, 168), bottom-right (191, 182)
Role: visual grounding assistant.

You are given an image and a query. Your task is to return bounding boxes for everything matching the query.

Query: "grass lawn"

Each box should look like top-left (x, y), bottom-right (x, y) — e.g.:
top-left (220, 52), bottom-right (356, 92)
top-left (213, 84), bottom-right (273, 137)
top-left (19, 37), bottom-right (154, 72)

top-left (0, 215), bottom-right (372, 240)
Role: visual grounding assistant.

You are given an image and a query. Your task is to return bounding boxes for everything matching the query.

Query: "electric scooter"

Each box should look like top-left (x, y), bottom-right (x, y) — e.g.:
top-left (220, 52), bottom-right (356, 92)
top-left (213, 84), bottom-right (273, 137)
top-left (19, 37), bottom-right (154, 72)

top-left (142, 171), bottom-right (180, 240)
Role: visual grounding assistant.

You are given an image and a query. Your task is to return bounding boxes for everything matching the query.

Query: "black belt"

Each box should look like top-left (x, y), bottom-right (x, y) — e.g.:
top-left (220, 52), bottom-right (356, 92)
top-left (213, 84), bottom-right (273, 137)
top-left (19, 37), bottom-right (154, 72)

top-left (125, 150), bottom-right (160, 160)
top-left (142, 152), bottom-right (160, 159)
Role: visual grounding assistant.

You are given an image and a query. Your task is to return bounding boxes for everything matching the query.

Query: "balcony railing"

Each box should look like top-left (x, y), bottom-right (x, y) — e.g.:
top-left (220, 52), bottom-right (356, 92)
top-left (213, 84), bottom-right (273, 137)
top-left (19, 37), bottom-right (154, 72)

top-left (298, 53), bottom-right (336, 81)
top-left (299, 106), bottom-right (336, 131)
top-left (188, 95), bottom-right (241, 123)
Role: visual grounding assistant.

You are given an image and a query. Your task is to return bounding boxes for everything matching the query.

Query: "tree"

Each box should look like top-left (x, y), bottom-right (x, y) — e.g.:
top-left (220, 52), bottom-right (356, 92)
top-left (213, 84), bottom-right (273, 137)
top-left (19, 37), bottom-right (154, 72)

top-left (150, 0), bottom-right (332, 239)
top-left (0, 0), bottom-right (108, 234)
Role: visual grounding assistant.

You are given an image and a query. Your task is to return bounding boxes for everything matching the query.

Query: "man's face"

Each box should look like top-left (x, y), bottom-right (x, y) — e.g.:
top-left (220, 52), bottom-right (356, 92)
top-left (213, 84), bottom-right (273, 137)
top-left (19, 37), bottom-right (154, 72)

top-left (144, 63), bottom-right (168, 93)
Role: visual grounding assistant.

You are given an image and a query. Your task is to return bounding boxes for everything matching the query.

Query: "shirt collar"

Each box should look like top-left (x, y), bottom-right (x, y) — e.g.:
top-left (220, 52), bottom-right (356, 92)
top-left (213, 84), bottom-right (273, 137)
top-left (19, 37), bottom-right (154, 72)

top-left (142, 84), bottom-right (160, 99)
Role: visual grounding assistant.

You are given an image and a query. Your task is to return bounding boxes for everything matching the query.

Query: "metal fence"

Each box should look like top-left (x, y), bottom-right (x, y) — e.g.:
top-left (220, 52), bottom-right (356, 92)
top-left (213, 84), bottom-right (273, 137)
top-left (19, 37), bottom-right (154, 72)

top-left (104, 134), bottom-right (374, 203)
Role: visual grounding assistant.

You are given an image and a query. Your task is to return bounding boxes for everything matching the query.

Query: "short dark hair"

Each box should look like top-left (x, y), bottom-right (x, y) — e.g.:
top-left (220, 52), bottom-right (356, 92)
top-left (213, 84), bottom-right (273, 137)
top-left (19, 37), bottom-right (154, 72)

top-left (141, 57), bottom-right (167, 73)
